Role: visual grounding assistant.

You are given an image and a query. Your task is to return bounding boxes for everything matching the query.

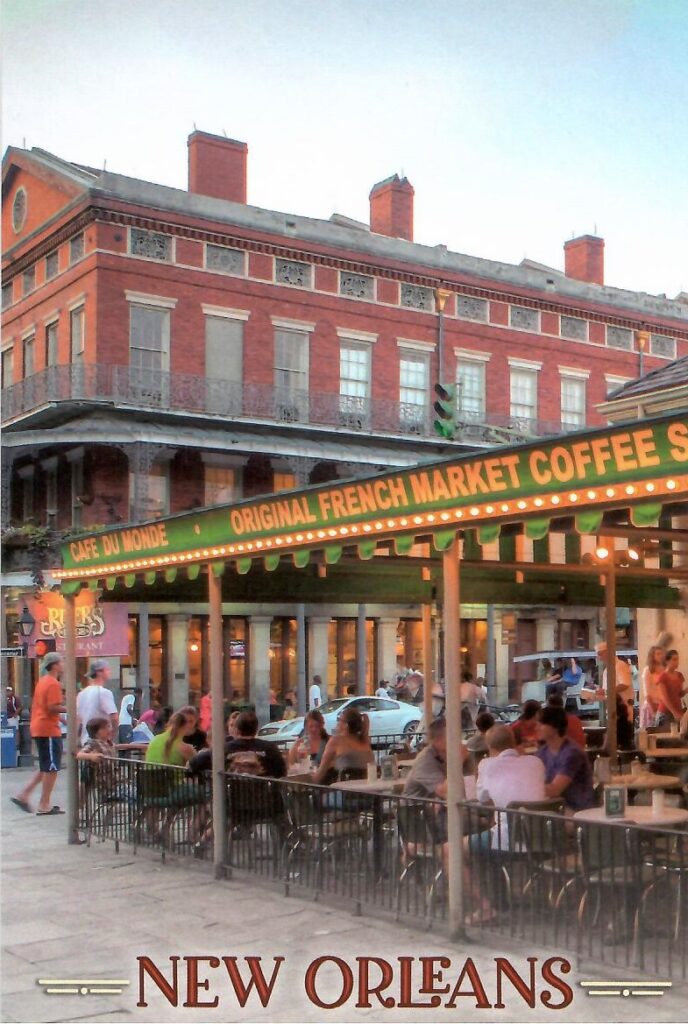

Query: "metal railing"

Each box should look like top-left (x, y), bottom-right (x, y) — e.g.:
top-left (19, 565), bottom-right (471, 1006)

top-left (79, 757), bottom-right (687, 980)
top-left (2, 363), bottom-right (570, 442)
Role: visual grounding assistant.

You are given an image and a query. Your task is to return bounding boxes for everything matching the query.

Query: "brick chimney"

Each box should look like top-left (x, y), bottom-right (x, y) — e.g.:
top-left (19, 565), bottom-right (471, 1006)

top-left (564, 234), bottom-right (604, 286)
top-left (369, 174), bottom-right (414, 241)
top-left (187, 130), bottom-right (247, 204)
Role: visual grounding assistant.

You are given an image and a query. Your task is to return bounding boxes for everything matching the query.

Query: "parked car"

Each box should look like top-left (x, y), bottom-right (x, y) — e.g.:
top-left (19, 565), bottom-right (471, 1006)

top-left (257, 695), bottom-right (422, 747)
top-left (513, 649), bottom-right (638, 719)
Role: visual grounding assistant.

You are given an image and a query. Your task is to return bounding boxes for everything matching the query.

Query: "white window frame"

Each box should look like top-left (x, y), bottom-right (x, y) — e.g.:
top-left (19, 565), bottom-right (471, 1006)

top-left (455, 348), bottom-right (490, 422)
top-left (271, 318), bottom-right (313, 414)
top-left (398, 345), bottom-right (430, 430)
top-left (338, 332), bottom-right (374, 426)
top-left (44, 317), bottom-right (59, 367)
top-left (69, 306), bottom-right (85, 362)
top-left (559, 368), bottom-right (589, 429)
top-left (508, 358), bottom-right (541, 424)
top-left (22, 332), bottom-right (36, 378)
top-left (1, 344), bottom-right (14, 388)
top-left (126, 295), bottom-right (174, 377)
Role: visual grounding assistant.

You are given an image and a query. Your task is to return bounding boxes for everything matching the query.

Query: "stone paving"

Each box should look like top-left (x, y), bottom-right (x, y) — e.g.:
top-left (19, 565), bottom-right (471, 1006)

top-left (2, 768), bottom-right (686, 1024)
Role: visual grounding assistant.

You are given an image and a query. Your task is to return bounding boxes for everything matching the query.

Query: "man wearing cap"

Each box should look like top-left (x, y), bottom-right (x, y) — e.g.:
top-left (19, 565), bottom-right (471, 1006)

top-left (594, 642), bottom-right (634, 722)
top-left (11, 653), bottom-right (66, 815)
top-left (76, 660), bottom-right (118, 746)
top-left (6, 685), bottom-right (22, 728)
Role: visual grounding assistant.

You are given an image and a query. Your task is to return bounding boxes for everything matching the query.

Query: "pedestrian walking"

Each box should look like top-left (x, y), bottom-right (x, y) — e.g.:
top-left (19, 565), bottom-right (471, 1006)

top-left (309, 675), bottom-right (322, 709)
top-left (11, 652), bottom-right (66, 815)
top-left (6, 685), bottom-right (22, 727)
top-left (76, 660), bottom-right (118, 745)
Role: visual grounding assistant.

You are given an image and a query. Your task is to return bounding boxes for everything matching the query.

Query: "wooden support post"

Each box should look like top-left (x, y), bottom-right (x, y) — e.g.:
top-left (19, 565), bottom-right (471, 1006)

top-left (443, 539), bottom-right (466, 940)
top-left (64, 592), bottom-right (79, 845)
top-left (208, 567), bottom-right (227, 877)
top-left (604, 537), bottom-right (618, 761)
top-left (422, 602), bottom-right (433, 727)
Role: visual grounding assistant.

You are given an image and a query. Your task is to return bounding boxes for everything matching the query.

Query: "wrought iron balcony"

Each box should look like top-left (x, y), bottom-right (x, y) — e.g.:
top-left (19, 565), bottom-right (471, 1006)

top-left (1, 364), bottom-right (571, 443)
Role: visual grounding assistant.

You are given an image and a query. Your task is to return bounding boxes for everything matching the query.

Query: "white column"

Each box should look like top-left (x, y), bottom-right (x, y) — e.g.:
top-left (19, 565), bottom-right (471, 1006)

top-left (376, 616), bottom-right (399, 686)
top-left (308, 616), bottom-right (331, 701)
top-left (536, 612), bottom-right (557, 653)
top-left (166, 613), bottom-right (190, 709)
top-left (249, 615), bottom-right (273, 726)
top-left (356, 605), bottom-right (367, 695)
top-left (296, 603), bottom-right (307, 715)
top-left (494, 613), bottom-right (511, 705)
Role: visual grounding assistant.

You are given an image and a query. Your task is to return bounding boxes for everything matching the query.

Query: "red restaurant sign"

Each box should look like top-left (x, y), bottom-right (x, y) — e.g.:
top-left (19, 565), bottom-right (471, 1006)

top-left (27, 591), bottom-right (129, 658)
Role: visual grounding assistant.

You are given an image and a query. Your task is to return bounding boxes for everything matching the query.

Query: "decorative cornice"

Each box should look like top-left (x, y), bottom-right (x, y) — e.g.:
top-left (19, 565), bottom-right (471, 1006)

top-left (3, 200), bottom-right (687, 341)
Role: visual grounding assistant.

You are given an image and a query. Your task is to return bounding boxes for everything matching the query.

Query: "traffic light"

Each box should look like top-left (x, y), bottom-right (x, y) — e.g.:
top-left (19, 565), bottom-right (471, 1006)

top-left (433, 382), bottom-right (457, 439)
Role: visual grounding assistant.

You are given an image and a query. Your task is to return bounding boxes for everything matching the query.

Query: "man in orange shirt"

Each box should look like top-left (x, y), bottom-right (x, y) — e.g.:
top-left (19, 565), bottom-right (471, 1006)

top-left (11, 652), bottom-right (66, 815)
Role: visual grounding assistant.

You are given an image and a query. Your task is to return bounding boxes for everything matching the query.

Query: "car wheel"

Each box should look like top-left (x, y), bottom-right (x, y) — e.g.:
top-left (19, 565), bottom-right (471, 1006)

top-left (402, 721), bottom-right (418, 738)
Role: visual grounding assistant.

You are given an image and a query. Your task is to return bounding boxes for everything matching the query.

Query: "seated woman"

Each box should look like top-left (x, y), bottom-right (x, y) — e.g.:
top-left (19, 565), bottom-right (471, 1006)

top-left (312, 707), bottom-right (374, 784)
top-left (145, 706), bottom-right (199, 767)
top-left (287, 710), bottom-right (330, 771)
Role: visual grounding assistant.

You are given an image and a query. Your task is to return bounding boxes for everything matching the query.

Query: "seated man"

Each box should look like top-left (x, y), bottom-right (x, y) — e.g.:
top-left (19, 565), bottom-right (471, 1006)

top-left (476, 725), bottom-right (546, 852)
top-left (403, 717), bottom-right (471, 801)
top-left (536, 705), bottom-right (595, 813)
top-left (190, 711), bottom-right (286, 778)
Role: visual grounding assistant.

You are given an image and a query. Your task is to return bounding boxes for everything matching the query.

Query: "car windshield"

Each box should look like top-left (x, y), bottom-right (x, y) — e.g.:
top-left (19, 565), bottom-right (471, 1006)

top-left (319, 699), bottom-right (349, 715)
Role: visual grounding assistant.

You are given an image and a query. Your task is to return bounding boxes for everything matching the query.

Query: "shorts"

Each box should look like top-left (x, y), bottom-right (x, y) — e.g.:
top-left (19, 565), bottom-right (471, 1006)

top-left (36, 736), bottom-right (63, 773)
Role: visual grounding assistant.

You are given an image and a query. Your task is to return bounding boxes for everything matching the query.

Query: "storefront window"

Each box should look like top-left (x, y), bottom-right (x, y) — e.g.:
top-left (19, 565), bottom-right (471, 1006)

top-left (225, 618), bottom-right (248, 702)
top-left (327, 619), bottom-right (376, 697)
top-left (188, 617), bottom-right (204, 707)
top-left (269, 618), bottom-right (297, 702)
top-left (397, 619), bottom-right (423, 674)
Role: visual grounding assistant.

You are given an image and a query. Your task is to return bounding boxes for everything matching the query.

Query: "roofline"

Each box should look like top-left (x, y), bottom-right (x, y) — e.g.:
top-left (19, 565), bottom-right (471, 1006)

top-left (3, 146), bottom-right (688, 324)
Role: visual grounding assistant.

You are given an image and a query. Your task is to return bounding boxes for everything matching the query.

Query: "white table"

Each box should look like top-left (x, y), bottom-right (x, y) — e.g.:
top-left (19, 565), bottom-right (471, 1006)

top-left (573, 805), bottom-right (688, 828)
top-left (331, 778), bottom-right (405, 794)
top-left (603, 773), bottom-right (681, 790)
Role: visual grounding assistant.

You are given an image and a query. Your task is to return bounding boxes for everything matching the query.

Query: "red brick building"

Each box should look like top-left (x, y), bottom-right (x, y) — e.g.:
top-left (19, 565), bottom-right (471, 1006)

top-left (2, 132), bottom-right (687, 705)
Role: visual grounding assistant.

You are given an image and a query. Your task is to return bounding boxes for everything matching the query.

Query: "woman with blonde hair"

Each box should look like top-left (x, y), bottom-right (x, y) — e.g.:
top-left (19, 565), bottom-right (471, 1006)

top-left (145, 705), bottom-right (198, 766)
top-left (639, 645), bottom-right (665, 729)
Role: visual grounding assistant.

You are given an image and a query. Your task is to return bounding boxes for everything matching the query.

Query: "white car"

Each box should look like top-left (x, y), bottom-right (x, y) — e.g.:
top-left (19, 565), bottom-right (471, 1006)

top-left (258, 695), bottom-right (422, 746)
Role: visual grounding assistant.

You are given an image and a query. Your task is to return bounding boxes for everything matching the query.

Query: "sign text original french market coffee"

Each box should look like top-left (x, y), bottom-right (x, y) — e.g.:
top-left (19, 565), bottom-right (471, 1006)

top-left (62, 417), bottom-right (688, 574)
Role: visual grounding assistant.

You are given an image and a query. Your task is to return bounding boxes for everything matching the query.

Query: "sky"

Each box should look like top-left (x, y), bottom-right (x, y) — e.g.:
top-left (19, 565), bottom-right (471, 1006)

top-left (2, 0), bottom-right (687, 298)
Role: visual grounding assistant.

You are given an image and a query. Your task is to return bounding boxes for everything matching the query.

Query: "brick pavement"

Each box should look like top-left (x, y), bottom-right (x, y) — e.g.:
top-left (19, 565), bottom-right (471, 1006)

top-left (2, 768), bottom-right (685, 1024)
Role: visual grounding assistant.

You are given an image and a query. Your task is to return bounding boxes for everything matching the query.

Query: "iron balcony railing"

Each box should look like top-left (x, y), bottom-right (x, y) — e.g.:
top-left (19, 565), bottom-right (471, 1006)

top-left (2, 363), bottom-right (572, 442)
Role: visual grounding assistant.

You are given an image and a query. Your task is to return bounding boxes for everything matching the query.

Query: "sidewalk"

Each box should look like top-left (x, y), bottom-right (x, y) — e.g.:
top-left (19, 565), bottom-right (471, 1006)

top-left (1, 768), bottom-right (686, 1024)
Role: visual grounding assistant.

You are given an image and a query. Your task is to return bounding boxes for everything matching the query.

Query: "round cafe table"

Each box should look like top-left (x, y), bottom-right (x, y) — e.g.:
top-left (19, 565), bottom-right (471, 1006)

top-left (573, 805), bottom-right (688, 828)
top-left (602, 773), bottom-right (680, 790)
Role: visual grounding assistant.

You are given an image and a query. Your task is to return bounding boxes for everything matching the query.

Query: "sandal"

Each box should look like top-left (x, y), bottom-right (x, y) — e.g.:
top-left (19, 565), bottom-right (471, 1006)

top-left (36, 806), bottom-right (65, 816)
top-left (10, 797), bottom-right (32, 814)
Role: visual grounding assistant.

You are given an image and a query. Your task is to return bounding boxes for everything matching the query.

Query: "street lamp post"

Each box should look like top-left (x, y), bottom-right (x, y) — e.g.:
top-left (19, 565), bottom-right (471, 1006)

top-left (17, 605), bottom-right (36, 655)
top-left (16, 605), bottom-right (36, 768)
